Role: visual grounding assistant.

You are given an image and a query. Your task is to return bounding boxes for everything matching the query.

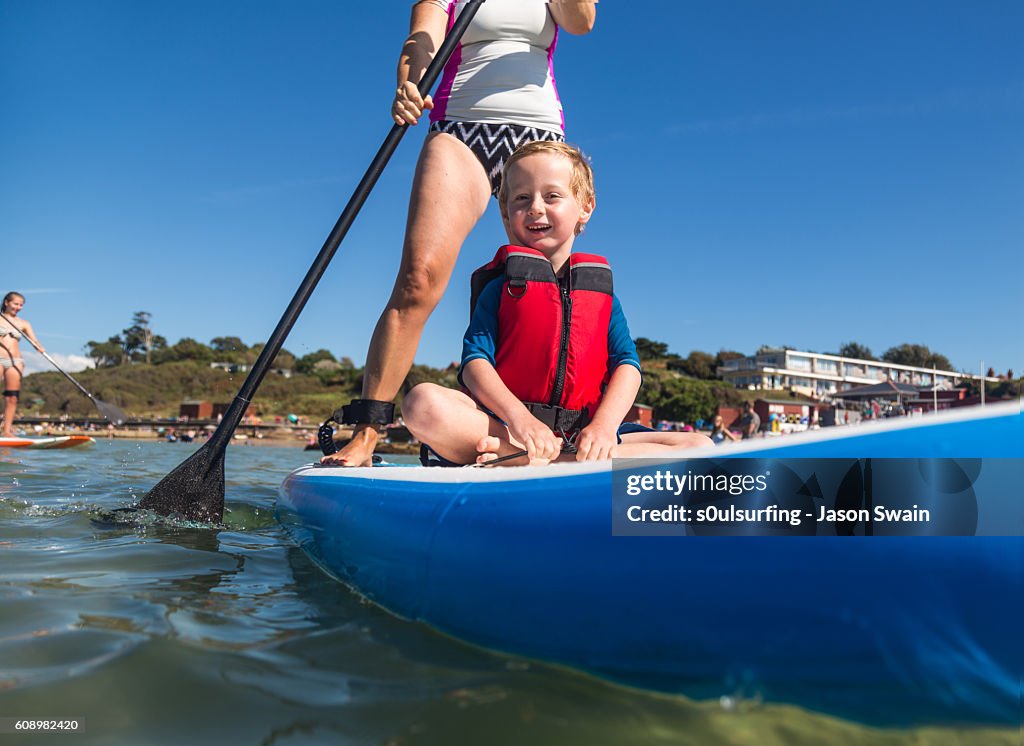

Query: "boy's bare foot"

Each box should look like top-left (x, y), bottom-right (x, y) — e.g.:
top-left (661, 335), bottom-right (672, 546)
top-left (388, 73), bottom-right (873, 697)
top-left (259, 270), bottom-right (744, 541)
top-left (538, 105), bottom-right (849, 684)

top-left (475, 435), bottom-right (548, 466)
top-left (320, 425), bottom-right (379, 467)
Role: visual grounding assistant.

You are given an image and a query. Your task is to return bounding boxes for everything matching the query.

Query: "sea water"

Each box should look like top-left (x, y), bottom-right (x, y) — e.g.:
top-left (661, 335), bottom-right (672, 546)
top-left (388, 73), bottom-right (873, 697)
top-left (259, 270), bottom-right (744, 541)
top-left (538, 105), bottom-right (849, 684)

top-left (0, 440), bottom-right (1014, 745)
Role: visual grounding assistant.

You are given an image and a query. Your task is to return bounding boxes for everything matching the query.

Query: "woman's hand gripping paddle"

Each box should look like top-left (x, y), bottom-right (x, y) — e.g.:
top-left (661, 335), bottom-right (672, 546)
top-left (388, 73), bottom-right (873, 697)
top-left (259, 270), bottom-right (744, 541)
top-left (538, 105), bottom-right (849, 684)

top-left (139, 1), bottom-right (487, 522)
top-left (0, 313), bottom-right (127, 425)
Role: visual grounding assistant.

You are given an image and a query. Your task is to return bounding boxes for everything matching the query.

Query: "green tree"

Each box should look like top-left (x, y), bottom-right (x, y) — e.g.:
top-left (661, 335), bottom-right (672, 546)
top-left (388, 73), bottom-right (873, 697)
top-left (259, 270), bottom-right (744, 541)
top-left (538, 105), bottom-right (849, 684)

top-left (715, 350), bottom-right (744, 366)
top-left (122, 311), bottom-right (162, 364)
top-left (296, 349), bottom-right (337, 375)
top-left (882, 343), bottom-right (953, 372)
top-left (929, 352), bottom-right (955, 372)
top-left (672, 350), bottom-right (716, 379)
top-left (275, 349), bottom-right (297, 370)
top-left (838, 341), bottom-right (874, 360)
top-left (86, 336), bottom-right (126, 367)
top-left (247, 342), bottom-right (296, 370)
top-left (152, 337), bottom-right (215, 364)
top-left (178, 337), bottom-right (214, 362)
top-left (635, 337), bottom-right (670, 360)
top-left (210, 336), bottom-right (247, 355)
top-left (647, 377), bottom-right (719, 423)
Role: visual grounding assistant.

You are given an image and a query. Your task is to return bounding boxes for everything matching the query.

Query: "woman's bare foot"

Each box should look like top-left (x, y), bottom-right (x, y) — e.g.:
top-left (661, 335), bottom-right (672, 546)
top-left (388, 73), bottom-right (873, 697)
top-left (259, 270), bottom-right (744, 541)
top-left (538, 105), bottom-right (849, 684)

top-left (320, 425), bottom-right (379, 467)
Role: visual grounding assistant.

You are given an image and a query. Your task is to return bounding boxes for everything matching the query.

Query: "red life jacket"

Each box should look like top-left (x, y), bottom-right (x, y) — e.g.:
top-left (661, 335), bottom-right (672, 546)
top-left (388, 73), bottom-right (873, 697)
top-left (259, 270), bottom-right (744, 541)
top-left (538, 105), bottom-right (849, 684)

top-left (469, 245), bottom-right (614, 430)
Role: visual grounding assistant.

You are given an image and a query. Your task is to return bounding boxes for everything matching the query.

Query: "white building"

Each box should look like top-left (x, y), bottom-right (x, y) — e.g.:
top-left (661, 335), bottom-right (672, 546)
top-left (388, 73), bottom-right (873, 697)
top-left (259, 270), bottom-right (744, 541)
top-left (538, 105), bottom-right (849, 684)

top-left (718, 349), bottom-right (997, 398)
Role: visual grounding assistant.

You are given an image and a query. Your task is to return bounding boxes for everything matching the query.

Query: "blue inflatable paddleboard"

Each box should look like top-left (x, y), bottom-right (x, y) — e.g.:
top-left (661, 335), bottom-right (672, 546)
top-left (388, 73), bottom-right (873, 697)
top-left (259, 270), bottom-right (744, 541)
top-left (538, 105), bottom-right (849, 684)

top-left (278, 402), bottom-right (1022, 726)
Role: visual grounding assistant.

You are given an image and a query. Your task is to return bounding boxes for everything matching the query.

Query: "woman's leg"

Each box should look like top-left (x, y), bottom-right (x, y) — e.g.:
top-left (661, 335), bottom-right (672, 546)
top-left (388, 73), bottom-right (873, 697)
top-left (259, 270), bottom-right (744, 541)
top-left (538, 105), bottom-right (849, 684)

top-left (323, 133), bottom-right (492, 466)
top-left (2, 365), bottom-right (22, 437)
top-left (402, 383), bottom-right (506, 466)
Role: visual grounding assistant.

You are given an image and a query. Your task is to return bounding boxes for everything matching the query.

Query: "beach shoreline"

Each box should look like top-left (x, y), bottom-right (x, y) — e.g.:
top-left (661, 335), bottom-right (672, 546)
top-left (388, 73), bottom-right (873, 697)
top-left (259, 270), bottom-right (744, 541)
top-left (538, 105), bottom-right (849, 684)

top-left (10, 424), bottom-right (422, 454)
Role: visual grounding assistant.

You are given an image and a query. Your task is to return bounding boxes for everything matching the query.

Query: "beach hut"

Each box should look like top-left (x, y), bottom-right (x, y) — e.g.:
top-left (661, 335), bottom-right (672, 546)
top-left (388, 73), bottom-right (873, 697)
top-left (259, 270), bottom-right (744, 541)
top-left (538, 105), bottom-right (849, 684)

top-left (625, 403), bottom-right (653, 428)
top-left (179, 400), bottom-right (212, 419)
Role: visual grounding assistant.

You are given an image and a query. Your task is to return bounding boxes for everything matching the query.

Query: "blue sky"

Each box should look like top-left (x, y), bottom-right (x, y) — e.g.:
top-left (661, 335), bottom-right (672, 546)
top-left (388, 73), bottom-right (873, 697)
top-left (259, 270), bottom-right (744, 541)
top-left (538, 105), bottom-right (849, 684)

top-left (3, 0), bottom-right (1021, 377)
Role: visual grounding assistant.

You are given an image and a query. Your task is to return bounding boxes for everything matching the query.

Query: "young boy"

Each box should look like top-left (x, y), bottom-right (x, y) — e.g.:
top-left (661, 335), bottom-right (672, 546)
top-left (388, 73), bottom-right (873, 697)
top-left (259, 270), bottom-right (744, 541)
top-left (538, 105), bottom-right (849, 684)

top-left (402, 141), bottom-right (710, 465)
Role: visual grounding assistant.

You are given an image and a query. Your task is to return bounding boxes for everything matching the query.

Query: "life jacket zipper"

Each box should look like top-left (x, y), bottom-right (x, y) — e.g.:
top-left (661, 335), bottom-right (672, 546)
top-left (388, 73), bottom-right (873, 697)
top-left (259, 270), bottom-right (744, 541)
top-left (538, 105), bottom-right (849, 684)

top-left (549, 281), bottom-right (572, 406)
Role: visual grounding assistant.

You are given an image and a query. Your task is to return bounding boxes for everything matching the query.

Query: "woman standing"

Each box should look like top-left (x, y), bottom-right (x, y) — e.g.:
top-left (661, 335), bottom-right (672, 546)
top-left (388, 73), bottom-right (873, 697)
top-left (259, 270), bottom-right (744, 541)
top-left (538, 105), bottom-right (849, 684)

top-left (0, 292), bottom-right (44, 437)
top-left (324, 0), bottom-right (597, 465)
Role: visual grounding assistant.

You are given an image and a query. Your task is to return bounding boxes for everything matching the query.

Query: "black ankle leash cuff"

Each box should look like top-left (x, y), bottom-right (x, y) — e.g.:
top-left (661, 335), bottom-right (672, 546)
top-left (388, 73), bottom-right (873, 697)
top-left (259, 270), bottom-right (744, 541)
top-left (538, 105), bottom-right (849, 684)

top-left (317, 399), bottom-right (396, 457)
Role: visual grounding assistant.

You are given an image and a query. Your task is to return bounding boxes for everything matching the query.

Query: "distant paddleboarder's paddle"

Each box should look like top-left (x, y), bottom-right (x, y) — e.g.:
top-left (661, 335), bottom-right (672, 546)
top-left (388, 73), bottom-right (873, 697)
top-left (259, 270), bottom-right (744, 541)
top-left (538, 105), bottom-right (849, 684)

top-left (141, 0), bottom-right (487, 522)
top-left (1, 313), bottom-right (127, 425)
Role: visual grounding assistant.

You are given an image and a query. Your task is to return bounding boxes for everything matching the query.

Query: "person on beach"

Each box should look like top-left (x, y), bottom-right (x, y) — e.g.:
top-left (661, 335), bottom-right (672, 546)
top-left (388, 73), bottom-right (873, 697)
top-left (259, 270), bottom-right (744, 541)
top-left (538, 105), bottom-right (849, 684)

top-left (323, 0), bottom-right (597, 466)
top-left (738, 401), bottom-right (761, 439)
top-left (400, 142), bottom-right (712, 466)
top-left (709, 414), bottom-right (740, 445)
top-left (0, 292), bottom-right (44, 437)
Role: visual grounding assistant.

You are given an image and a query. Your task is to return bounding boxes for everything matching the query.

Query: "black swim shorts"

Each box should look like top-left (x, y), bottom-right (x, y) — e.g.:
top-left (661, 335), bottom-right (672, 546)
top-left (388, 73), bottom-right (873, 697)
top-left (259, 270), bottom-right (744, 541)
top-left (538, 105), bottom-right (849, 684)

top-left (429, 120), bottom-right (565, 196)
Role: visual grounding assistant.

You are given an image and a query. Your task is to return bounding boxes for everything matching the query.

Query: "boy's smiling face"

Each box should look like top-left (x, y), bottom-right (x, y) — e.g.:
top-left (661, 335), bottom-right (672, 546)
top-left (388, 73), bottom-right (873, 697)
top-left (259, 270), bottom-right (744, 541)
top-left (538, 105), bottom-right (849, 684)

top-left (502, 152), bottom-right (594, 269)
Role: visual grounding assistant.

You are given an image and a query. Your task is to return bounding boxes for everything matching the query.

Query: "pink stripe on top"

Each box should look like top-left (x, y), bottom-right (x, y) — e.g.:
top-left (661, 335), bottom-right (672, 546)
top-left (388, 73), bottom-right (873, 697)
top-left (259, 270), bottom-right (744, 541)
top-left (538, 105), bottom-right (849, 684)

top-left (547, 26), bottom-right (563, 132)
top-left (429, 5), bottom-right (460, 123)
top-left (425, 1), bottom-right (563, 133)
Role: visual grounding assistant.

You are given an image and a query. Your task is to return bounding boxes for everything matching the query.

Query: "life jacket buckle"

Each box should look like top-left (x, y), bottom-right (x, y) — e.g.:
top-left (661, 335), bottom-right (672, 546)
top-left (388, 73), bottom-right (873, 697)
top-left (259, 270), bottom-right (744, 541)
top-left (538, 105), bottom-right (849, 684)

top-left (506, 280), bottom-right (527, 299)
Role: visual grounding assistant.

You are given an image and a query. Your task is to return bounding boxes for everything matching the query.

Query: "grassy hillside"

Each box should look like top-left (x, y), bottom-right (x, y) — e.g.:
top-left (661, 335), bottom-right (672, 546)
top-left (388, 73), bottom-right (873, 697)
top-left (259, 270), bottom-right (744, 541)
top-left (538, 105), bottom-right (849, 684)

top-left (21, 362), bottom-right (342, 420)
top-left (22, 350), bottom-right (897, 425)
top-left (21, 360), bottom-right (463, 421)
top-left (23, 354), bottom-right (773, 424)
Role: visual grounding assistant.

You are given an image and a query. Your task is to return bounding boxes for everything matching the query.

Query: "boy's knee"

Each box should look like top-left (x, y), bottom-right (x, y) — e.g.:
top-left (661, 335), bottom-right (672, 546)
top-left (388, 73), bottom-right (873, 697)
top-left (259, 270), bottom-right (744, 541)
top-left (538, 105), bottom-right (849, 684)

top-left (664, 431), bottom-right (710, 449)
top-left (402, 383), bottom-right (445, 434)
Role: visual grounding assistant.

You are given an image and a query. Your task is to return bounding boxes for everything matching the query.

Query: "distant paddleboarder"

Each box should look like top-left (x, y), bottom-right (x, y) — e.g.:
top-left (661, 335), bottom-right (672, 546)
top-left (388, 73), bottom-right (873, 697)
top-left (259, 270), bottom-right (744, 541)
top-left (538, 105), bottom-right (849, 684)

top-left (1, 292), bottom-right (44, 437)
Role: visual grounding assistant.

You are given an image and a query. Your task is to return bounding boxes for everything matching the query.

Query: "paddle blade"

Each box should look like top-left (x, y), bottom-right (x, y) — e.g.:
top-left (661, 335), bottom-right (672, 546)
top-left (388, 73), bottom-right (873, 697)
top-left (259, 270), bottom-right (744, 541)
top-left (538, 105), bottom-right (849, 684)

top-left (139, 441), bottom-right (225, 522)
top-left (94, 399), bottom-right (128, 425)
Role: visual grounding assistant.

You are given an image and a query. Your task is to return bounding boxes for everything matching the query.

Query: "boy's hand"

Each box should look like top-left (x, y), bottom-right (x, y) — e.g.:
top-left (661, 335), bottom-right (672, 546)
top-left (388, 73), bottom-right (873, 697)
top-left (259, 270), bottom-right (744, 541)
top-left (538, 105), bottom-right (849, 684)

top-left (574, 423), bottom-right (618, 462)
top-left (508, 413), bottom-right (562, 464)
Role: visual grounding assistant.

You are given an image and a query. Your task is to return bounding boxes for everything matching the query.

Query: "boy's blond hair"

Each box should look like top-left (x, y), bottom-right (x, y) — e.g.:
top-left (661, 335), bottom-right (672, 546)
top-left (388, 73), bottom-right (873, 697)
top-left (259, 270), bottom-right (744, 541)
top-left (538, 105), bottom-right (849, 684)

top-left (497, 141), bottom-right (595, 236)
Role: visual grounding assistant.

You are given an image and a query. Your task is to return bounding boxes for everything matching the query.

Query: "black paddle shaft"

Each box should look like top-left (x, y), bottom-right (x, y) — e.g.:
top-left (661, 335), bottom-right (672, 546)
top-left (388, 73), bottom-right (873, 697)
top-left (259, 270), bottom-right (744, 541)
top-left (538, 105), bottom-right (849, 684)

top-left (206, 0), bottom-right (485, 453)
